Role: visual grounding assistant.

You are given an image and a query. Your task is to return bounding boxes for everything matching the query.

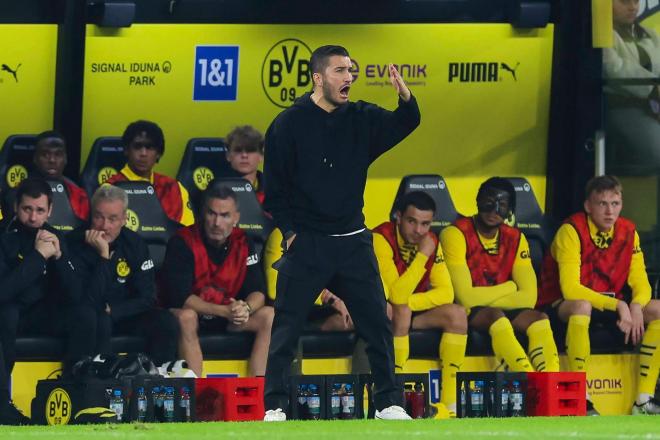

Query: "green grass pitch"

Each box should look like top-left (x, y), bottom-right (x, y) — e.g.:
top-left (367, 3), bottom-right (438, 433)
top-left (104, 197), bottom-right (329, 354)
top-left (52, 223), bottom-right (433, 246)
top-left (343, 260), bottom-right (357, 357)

top-left (0, 416), bottom-right (658, 439)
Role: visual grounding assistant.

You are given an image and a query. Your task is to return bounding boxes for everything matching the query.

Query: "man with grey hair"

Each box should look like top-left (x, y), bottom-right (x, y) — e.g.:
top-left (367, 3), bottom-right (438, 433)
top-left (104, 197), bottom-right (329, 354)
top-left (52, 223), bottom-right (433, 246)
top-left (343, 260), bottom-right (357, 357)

top-left (66, 184), bottom-right (179, 366)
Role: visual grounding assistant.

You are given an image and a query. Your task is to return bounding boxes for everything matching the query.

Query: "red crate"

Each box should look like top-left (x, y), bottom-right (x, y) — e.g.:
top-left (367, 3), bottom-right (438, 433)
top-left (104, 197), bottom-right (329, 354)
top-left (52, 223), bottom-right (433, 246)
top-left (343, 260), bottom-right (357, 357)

top-left (526, 372), bottom-right (586, 416)
top-left (195, 377), bottom-right (264, 421)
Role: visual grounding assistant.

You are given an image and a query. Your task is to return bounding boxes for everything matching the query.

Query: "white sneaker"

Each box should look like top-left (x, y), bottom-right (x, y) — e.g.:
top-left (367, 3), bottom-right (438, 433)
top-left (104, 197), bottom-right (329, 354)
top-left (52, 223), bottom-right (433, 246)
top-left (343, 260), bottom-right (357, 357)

top-left (632, 398), bottom-right (660, 415)
top-left (375, 405), bottom-right (412, 420)
top-left (264, 408), bottom-right (287, 421)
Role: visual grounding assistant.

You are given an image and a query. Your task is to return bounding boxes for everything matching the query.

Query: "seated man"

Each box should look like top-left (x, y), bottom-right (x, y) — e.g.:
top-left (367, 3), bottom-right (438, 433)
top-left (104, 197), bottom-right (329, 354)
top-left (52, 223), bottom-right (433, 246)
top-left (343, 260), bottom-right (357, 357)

top-left (0, 178), bottom-right (80, 425)
top-left (2, 131), bottom-right (89, 222)
top-left (107, 120), bottom-right (194, 226)
top-left (373, 191), bottom-right (467, 419)
top-left (538, 175), bottom-right (660, 415)
top-left (440, 177), bottom-right (559, 373)
top-left (160, 184), bottom-right (274, 377)
top-left (264, 228), bottom-right (354, 332)
top-left (66, 184), bottom-right (179, 368)
top-left (225, 125), bottom-right (265, 204)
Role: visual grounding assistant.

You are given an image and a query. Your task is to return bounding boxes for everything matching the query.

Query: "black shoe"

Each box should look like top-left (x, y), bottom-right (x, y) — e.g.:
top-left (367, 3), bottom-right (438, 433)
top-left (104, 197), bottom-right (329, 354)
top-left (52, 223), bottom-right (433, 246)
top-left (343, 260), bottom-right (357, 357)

top-left (586, 399), bottom-right (600, 416)
top-left (0, 401), bottom-right (32, 425)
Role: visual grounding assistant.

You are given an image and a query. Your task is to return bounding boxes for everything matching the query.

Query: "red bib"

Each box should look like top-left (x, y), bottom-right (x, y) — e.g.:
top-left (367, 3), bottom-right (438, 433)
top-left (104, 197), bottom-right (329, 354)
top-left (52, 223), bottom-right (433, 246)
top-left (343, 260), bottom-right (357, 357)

top-left (108, 171), bottom-right (184, 224)
top-left (177, 225), bottom-right (248, 305)
top-left (454, 216), bottom-right (520, 286)
top-left (538, 212), bottom-right (635, 307)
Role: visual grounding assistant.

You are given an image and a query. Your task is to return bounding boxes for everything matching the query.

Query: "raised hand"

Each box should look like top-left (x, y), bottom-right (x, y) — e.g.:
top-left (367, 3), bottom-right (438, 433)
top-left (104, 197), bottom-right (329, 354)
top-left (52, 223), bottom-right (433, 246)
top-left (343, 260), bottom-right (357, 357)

top-left (85, 229), bottom-right (111, 259)
top-left (389, 64), bottom-right (411, 102)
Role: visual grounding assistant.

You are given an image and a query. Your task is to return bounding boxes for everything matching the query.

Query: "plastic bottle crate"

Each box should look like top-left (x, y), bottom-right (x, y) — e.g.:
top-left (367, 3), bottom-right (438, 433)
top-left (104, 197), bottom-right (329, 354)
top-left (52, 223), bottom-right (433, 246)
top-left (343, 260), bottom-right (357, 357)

top-left (289, 375), bottom-right (326, 420)
top-left (456, 372), bottom-right (528, 418)
top-left (360, 373), bottom-right (430, 419)
top-left (324, 374), bottom-right (363, 420)
top-left (526, 372), bottom-right (586, 416)
top-left (194, 377), bottom-right (264, 421)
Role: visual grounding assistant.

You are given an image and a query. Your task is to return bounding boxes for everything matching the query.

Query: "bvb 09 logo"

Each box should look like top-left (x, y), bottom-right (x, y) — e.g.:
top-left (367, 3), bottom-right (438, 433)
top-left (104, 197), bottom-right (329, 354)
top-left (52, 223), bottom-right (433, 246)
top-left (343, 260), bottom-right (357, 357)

top-left (46, 388), bottom-right (72, 425)
top-left (261, 39), bottom-right (312, 108)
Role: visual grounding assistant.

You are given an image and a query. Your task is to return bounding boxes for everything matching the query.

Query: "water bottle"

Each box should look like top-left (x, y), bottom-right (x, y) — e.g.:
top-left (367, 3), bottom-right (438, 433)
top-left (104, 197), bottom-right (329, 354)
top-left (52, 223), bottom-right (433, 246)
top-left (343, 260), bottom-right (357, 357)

top-left (297, 384), bottom-right (309, 418)
top-left (308, 384), bottom-right (321, 420)
top-left (180, 386), bottom-right (191, 422)
top-left (330, 384), bottom-right (341, 419)
top-left (460, 382), bottom-right (467, 417)
top-left (163, 386), bottom-right (175, 422)
top-left (403, 383), bottom-right (414, 415)
top-left (136, 387), bottom-right (148, 422)
top-left (471, 381), bottom-right (484, 417)
top-left (510, 381), bottom-right (524, 417)
top-left (487, 381), bottom-right (495, 416)
top-left (152, 386), bottom-right (163, 422)
top-left (340, 384), bottom-right (355, 419)
top-left (109, 389), bottom-right (124, 422)
top-left (500, 382), bottom-right (510, 417)
top-left (410, 382), bottom-right (425, 419)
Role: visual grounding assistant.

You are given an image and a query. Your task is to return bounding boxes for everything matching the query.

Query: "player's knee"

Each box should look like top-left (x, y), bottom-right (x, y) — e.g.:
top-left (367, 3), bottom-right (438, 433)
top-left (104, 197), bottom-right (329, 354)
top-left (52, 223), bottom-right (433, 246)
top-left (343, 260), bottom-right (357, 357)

top-left (645, 299), bottom-right (660, 321)
top-left (444, 303), bottom-right (468, 333)
top-left (177, 308), bottom-right (199, 333)
top-left (569, 300), bottom-right (592, 316)
top-left (483, 307), bottom-right (505, 324)
top-left (255, 305), bottom-right (275, 330)
top-left (391, 304), bottom-right (412, 336)
top-left (528, 310), bottom-right (549, 323)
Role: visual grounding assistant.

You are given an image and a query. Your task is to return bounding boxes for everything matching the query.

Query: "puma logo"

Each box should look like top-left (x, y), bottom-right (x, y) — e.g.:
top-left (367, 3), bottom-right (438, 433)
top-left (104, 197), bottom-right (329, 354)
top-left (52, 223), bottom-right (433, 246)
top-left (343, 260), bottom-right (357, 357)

top-left (1, 63), bottom-right (21, 82)
top-left (500, 62), bottom-right (520, 82)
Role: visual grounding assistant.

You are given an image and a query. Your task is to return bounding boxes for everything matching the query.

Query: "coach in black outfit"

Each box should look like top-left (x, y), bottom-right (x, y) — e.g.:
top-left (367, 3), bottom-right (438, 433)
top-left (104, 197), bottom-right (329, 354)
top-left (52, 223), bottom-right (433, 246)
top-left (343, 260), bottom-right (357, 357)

top-left (263, 45), bottom-right (420, 421)
top-left (0, 178), bottom-right (81, 425)
top-left (66, 184), bottom-right (179, 367)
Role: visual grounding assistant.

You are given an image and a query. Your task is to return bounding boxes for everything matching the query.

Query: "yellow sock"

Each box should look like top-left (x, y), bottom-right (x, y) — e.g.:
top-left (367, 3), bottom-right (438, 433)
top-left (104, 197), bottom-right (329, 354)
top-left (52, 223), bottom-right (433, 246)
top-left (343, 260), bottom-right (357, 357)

top-left (439, 332), bottom-right (467, 408)
top-left (638, 320), bottom-right (660, 396)
top-left (566, 315), bottom-right (591, 372)
top-left (526, 319), bottom-right (560, 372)
top-left (393, 335), bottom-right (409, 372)
top-left (489, 317), bottom-right (533, 372)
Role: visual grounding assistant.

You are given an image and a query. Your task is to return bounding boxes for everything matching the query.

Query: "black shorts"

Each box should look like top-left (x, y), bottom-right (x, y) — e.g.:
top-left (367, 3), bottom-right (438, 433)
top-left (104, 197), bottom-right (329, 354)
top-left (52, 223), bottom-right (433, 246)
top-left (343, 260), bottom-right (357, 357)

top-left (468, 306), bottom-right (529, 324)
top-left (198, 314), bottom-right (229, 333)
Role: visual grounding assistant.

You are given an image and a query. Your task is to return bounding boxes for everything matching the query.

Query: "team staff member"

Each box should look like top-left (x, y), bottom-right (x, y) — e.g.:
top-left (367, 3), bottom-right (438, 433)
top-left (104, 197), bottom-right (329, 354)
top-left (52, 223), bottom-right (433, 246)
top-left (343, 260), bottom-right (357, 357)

top-left (2, 131), bottom-right (89, 222)
top-left (66, 185), bottom-right (179, 367)
top-left (107, 120), bottom-right (194, 226)
top-left (440, 177), bottom-right (559, 374)
top-left (263, 45), bottom-right (420, 421)
top-left (373, 191), bottom-right (467, 419)
top-left (225, 125), bottom-right (266, 205)
top-left (539, 175), bottom-right (660, 415)
top-left (160, 184), bottom-right (273, 377)
top-left (0, 179), bottom-right (80, 425)
top-left (264, 228), bottom-right (354, 332)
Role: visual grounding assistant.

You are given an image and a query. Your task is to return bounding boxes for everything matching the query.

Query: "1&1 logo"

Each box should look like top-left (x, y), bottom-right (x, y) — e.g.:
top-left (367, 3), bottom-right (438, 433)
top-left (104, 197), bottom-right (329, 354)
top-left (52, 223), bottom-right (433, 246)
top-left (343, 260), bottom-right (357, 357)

top-left (261, 39), bottom-right (312, 108)
top-left (193, 46), bottom-right (239, 101)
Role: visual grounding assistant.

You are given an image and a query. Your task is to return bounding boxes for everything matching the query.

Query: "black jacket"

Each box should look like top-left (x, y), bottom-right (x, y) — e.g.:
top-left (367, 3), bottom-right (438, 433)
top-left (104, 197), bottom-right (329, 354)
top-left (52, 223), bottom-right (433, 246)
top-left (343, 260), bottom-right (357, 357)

top-left (66, 226), bottom-right (156, 321)
top-left (0, 221), bottom-right (79, 307)
top-left (264, 92), bottom-right (420, 235)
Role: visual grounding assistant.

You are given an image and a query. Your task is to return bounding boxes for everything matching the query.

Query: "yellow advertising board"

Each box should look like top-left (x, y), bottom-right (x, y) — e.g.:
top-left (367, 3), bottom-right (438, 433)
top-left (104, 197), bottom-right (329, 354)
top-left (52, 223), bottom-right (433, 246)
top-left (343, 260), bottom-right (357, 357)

top-left (82, 23), bottom-right (553, 221)
top-left (0, 25), bottom-right (57, 145)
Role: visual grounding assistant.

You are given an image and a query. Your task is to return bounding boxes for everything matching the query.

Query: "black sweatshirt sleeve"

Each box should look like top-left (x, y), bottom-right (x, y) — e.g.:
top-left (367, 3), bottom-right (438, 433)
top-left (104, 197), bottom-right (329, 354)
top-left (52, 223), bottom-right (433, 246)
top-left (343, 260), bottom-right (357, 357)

top-left (0, 243), bottom-right (47, 303)
top-left (160, 235), bottom-right (196, 309)
top-left (367, 95), bottom-right (421, 163)
top-left (263, 115), bottom-right (296, 235)
top-left (110, 238), bottom-right (156, 321)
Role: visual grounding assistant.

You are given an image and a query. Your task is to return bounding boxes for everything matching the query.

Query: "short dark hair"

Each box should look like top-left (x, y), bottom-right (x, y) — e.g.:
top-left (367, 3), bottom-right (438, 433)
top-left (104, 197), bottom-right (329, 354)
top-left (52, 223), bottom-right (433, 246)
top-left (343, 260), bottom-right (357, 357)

top-left (201, 181), bottom-right (239, 212)
top-left (15, 177), bottom-right (53, 207)
top-left (122, 120), bottom-right (165, 155)
top-left (310, 45), bottom-right (350, 75)
top-left (585, 175), bottom-right (622, 200)
top-left (226, 125), bottom-right (264, 154)
top-left (397, 191), bottom-right (436, 215)
top-left (35, 130), bottom-right (66, 150)
top-left (476, 177), bottom-right (516, 212)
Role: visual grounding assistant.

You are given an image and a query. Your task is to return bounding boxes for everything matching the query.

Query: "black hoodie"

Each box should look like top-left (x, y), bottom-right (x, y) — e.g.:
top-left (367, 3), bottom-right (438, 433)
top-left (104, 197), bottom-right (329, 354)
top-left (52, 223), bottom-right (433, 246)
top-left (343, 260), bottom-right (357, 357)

top-left (264, 92), bottom-right (420, 235)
